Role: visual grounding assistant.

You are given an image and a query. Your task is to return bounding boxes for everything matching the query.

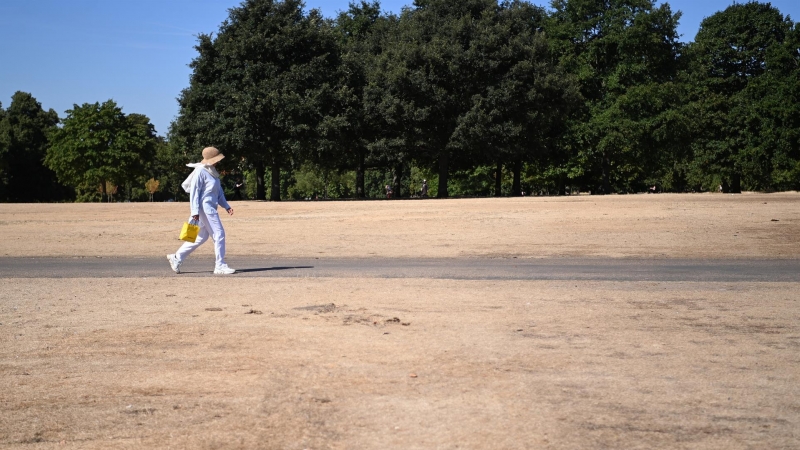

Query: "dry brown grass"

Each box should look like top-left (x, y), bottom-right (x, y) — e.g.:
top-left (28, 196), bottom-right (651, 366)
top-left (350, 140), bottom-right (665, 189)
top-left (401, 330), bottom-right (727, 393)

top-left (0, 192), bottom-right (798, 259)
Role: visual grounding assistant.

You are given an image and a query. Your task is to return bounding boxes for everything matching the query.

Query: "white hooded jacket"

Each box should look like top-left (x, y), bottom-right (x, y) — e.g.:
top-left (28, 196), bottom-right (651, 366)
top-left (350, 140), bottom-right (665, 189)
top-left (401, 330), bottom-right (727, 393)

top-left (182, 163), bottom-right (230, 216)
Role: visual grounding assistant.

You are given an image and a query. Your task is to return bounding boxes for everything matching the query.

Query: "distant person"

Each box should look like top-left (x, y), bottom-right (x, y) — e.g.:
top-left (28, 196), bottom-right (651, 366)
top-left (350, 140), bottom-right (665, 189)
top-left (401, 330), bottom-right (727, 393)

top-left (420, 179), bottom-right (428, 198)
top-left (385, 184), bottom-right (393, 199)
top-left (233, 180), bottom-right (244, 200)
top-left (167, 146), bottom-right (236, 275)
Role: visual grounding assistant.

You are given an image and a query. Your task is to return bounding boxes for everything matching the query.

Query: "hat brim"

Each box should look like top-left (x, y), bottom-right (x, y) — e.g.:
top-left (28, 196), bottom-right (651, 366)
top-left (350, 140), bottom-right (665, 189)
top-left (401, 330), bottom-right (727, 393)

top-left (201, 153), bottom-right (225, 165)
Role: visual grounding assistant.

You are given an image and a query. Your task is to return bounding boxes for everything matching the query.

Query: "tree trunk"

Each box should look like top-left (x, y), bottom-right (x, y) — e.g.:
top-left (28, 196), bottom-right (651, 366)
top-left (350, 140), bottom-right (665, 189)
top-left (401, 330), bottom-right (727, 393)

top-left (356, 151), bottom-right (366, 199)
top-left (255, 161), bottom-right (267, 201)
top-left (495, 161), bottom-right (502, 197)
top-left (730, 172), bottom-right (742, 194)
top-left (601, 155), bottom-right (611, 195)
top-left (270, 163), bottom-right (281, 201)
top-left (557, 175), bottom-right (566, 196)
top-left (392, 162), bottom-right (403, 199)
top-left (437, 151), bottom-right (449, 198)
top-left (100, 180), bottom-right (106, 203)
top-left (511, 160), bottom-right (522, 196)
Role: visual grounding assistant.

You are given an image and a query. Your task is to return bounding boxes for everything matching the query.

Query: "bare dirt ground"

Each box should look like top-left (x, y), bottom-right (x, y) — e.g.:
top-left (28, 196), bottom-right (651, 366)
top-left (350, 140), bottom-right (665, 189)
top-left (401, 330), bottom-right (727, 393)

top-left (1, 193), bottom-right (799, 449)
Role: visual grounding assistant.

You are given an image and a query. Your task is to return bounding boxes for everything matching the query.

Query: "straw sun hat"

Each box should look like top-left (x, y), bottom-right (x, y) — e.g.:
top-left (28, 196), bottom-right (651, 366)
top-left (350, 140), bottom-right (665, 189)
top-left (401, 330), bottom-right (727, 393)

top-left (200, 146), bottom-right (225, 165)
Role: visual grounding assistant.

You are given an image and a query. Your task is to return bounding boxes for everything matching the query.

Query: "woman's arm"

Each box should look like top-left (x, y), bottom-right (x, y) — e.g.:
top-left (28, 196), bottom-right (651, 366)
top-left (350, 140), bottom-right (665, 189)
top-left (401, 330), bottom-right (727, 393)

top-left (190, 169), bottom-right (203, 219)
top-left (218, 187), bottom-right (231, 212)
top-left (218, 185), bottom-right (233, 215)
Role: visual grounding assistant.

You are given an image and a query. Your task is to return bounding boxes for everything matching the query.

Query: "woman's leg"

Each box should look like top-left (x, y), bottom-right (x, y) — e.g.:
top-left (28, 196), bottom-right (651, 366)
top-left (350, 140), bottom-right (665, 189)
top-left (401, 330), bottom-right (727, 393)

top-left (175, 213), bottom-right (211, 262)
top-left (204, 211), bottom-right (227, 267)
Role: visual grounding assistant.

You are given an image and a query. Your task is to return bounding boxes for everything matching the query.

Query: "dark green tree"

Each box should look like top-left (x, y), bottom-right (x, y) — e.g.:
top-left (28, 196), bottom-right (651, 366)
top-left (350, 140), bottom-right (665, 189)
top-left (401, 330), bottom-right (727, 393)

top-left (175, 0), bottom-right (340, 201)
top-left (686, 2), bottom-right (798, 192)
top-left (735, 21), bottom-right (800, 191)
top-left (154, 127), bottom-right (194, 202)
top-left (122, 113), bottom-right (160, 201)
top-left (549, 0), bottom-right (683, 193)
top-left (45, 100), bottom-right (157, 201)
top-left (368, 0), bottom-right (503, 198)
top-left (0, 92), bottom-right (67, 202)
top-left (328, 1), bottom-right (395, 198)
top-left (453, 0), bottom-right (581, 196)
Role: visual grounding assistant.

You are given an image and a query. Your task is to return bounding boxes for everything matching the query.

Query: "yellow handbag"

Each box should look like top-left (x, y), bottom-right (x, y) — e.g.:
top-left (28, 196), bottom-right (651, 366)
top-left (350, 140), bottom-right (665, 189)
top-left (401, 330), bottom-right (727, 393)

top-left (179, 218), bottom-right (200, 242)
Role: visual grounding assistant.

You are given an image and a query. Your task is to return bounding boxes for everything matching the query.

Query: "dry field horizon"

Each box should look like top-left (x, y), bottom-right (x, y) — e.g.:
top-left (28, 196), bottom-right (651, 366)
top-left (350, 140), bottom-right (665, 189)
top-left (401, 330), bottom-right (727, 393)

top-left (1, 192), bottom-right (799, 260)
top-left (2, 193), bottom-right (799, 449)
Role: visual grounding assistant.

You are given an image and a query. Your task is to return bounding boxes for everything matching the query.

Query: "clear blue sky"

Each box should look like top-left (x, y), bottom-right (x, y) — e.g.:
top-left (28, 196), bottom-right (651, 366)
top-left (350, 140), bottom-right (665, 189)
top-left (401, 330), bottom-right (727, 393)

top-left (1, 0), bottom-right (798, 137)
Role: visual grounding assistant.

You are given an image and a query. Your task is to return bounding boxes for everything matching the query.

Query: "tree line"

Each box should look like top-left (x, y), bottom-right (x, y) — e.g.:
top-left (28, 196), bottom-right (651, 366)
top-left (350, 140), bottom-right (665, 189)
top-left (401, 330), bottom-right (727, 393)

top-left (1, 0), bottom-right (798, 202)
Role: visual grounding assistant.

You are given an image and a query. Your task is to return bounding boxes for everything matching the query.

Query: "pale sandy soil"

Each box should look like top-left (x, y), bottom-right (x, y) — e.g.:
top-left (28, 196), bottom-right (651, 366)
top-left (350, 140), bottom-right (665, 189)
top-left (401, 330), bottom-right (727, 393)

top-left (0, 192), bottom-right (798, 259)
top-left (1, 194), bottom-right (799, 449)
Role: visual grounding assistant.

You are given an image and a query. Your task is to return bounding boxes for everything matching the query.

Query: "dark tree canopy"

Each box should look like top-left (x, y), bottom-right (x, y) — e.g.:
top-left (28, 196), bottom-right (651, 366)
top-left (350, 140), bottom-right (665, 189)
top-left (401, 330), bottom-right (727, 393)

top-left (329, 1), bottom-right (394, 198)
top-left (686, 2), bottom-right (799, 192)
top-left (452, 0), bottom-right (581, 195)
top-left (167, 0), bottom-right (799, 198)
top-left (549, 0), bottom-right (684, 193)
top-left (0, 92), bottom-right (66, 202)
top-left (2, 0), bottom-right (799, 202)
top-left (176, 0), bottom-right (340, 201)
top-left (361, 0), bottom-right (581, 197)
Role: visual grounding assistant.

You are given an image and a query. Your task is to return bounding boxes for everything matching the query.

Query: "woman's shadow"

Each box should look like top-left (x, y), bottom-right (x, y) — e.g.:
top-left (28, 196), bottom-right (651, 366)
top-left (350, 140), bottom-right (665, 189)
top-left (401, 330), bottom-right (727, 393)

top-left (235, 266), bottom-right (314, 274)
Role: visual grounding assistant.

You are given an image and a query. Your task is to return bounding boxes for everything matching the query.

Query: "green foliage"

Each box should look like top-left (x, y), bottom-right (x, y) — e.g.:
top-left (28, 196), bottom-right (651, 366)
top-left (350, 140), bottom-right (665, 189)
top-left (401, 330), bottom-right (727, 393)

top-left (549, 0), bottom-right (684, 193)
top-left (45, 100), bottom-right (157, 201)
top-left (0, 92), bottom-right (68, 202)
top-left (154, 128), bottom-right (193, 201)
top-left (175, 0), bottom-right (340, 201)
top-left (686, 2), bottom-right (799, 192)
top-left (363, 168), bottom-right (395, 198)
top-left (360, 0), bottom-right (581, 197)
top-left (5, 1), bottom-right (799, 202)
top-left (166, 0), bottom-right (800, 197)
top-left (453, 0), bottom-right (581, 195)
top-left (446, 166), bottom-right (496, 197)
top-left (288, 163), bottom-right (356, 199)
top-left (367, 0), bottom-right (503, 197)
top-left (328, 1), bottom-right (396, 198)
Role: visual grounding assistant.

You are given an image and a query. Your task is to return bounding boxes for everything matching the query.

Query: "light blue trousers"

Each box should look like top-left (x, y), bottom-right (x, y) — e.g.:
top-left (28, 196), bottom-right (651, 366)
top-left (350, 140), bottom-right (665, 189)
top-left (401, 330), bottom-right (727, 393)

top-left (175, 210), bottom-right (226, 267)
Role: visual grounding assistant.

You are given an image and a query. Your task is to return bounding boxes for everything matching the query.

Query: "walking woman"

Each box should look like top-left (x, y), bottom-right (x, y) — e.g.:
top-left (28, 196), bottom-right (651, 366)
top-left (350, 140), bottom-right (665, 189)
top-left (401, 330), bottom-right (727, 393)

top-left (167, 147), bottom-right (235, 275)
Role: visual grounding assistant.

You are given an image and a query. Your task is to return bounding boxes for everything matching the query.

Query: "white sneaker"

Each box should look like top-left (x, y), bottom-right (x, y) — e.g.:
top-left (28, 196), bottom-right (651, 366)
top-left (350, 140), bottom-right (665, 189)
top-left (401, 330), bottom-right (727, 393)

top-left (214, 264), bottom-right (235, 275)
top-left (167, 254), bottom-right (181, 274)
